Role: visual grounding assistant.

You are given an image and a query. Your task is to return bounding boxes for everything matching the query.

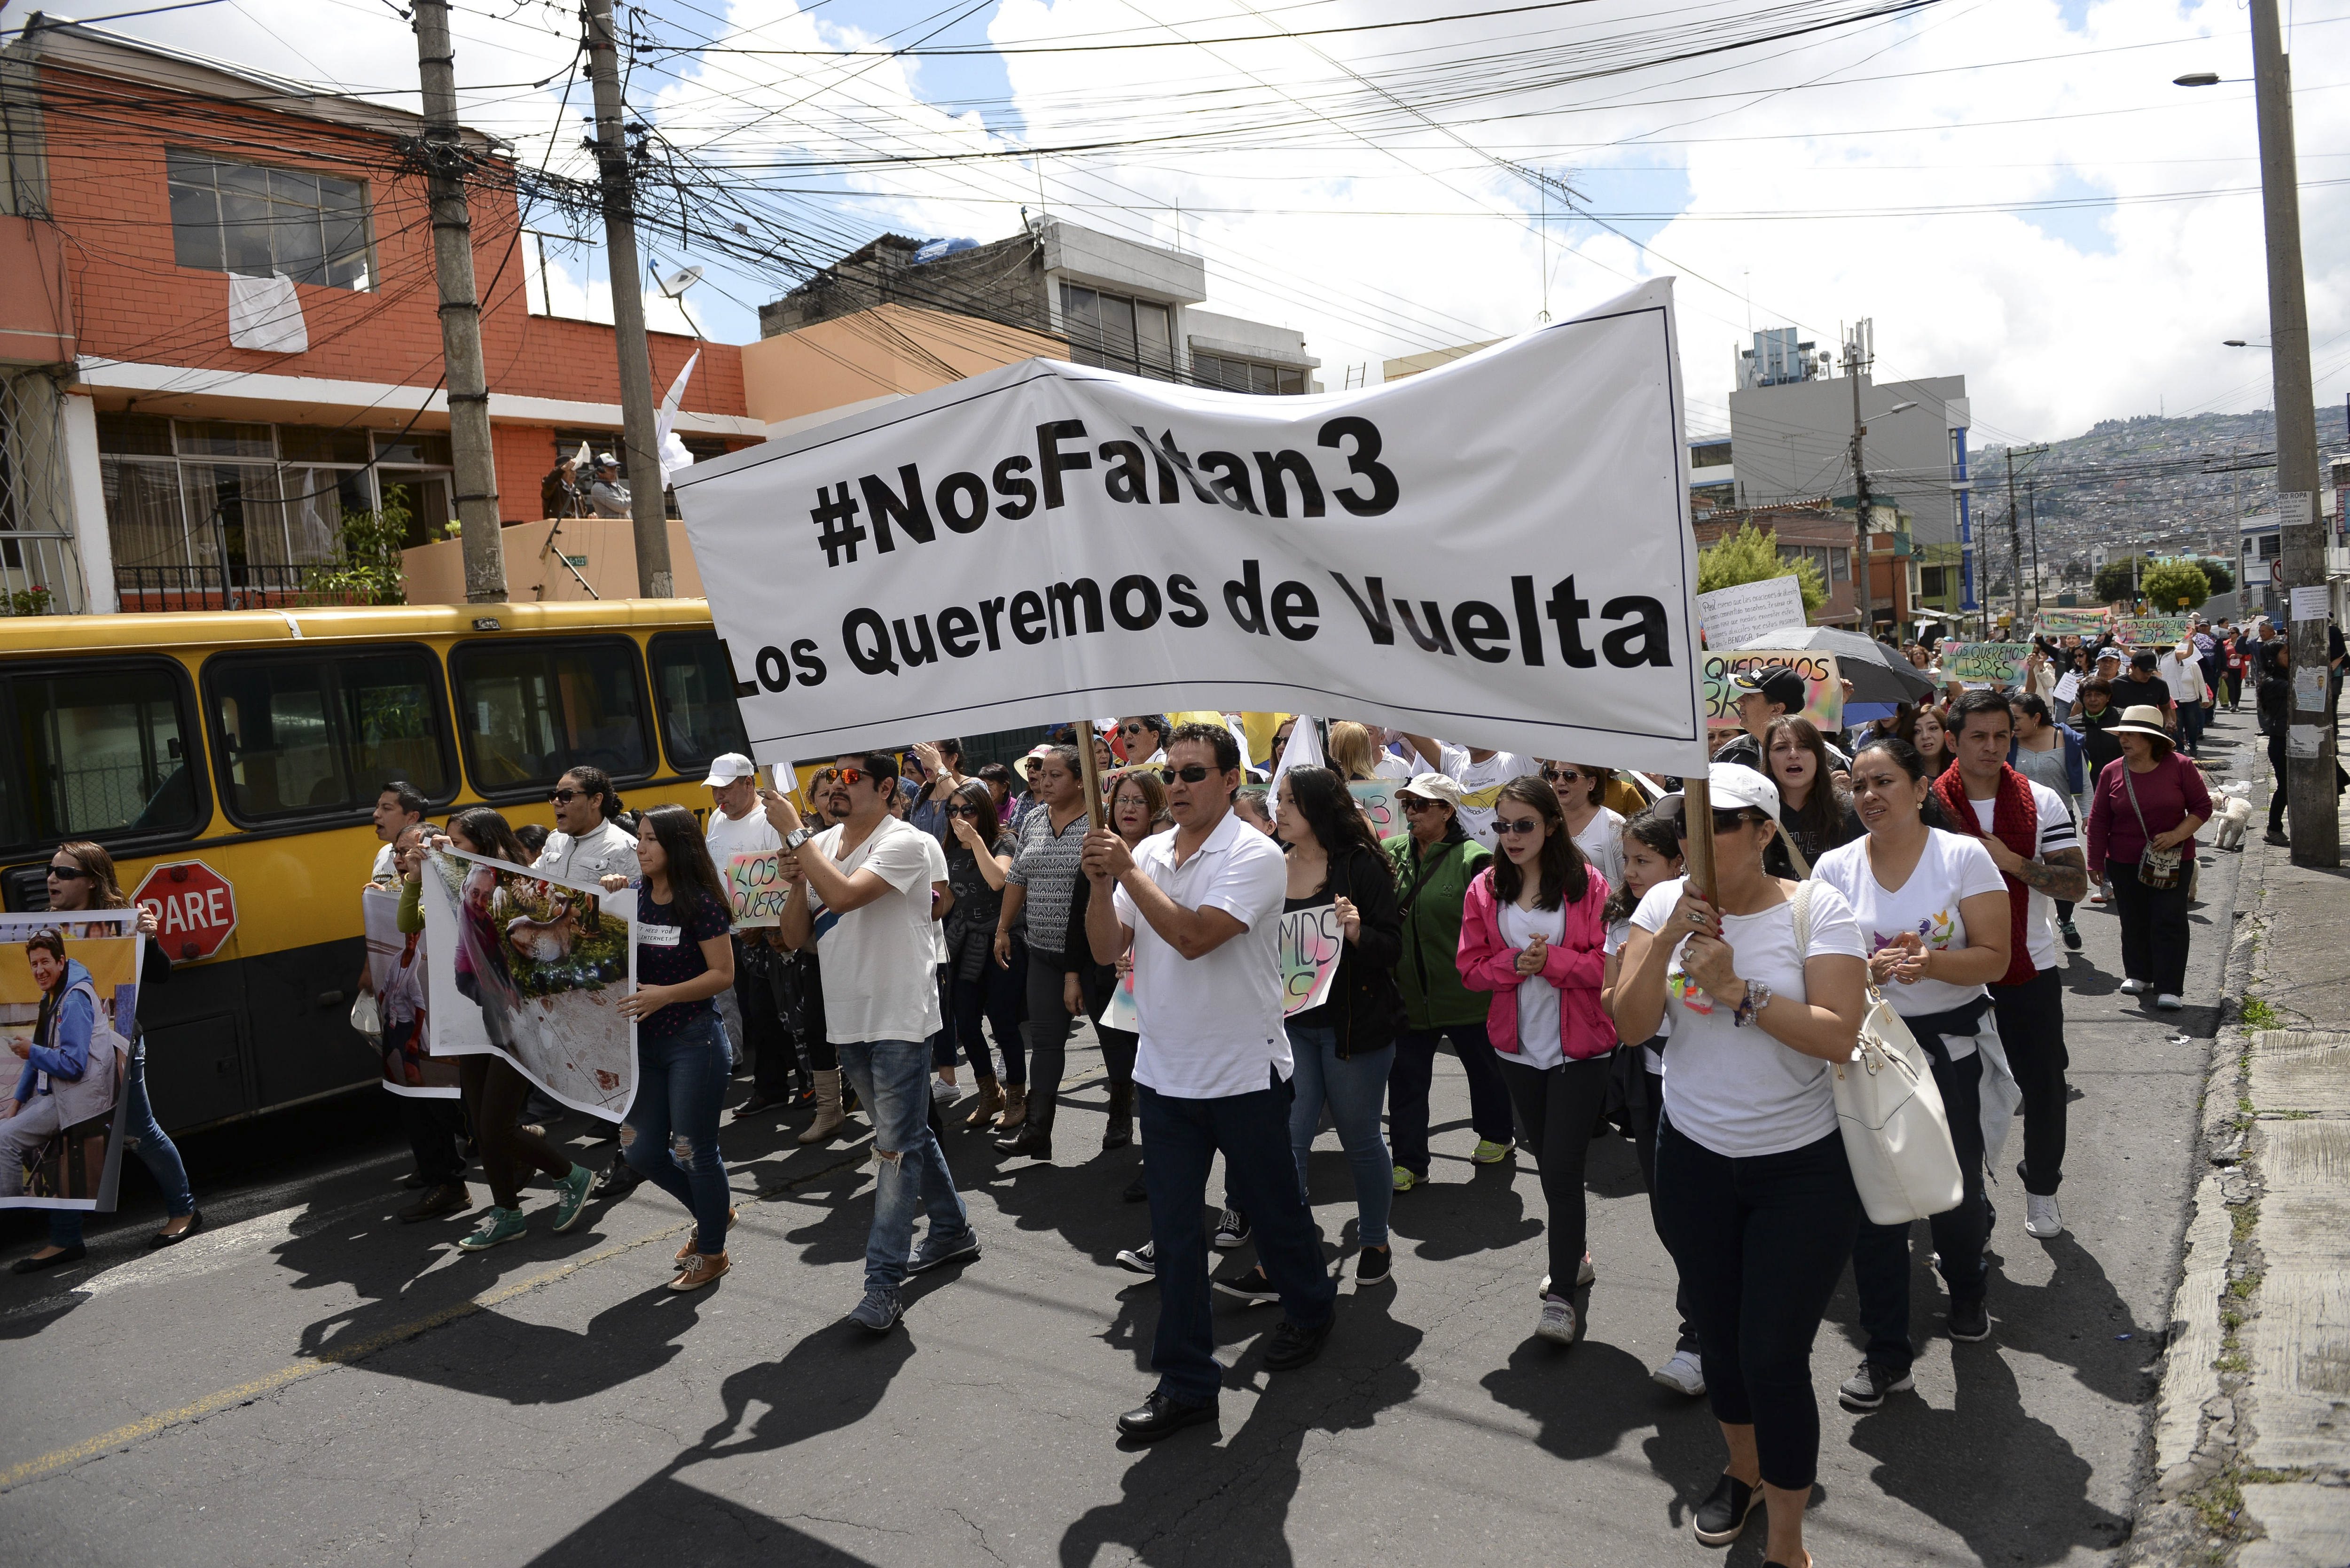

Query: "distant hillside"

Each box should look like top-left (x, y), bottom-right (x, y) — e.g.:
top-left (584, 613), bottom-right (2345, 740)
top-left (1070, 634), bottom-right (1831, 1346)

top-left (1965, 405), bottom-right (2348, 592)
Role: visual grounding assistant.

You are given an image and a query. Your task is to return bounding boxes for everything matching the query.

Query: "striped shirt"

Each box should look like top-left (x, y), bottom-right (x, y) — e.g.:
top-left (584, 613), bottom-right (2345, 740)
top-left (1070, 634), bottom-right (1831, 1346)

top-left (1006, 805), bottom-right (1090, 957)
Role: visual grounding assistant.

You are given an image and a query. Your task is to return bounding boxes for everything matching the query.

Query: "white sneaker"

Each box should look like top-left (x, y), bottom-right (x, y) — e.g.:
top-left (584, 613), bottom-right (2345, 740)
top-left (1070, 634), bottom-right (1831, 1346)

top-left (2119, 978), bottom-right (2148, 995)
top-left (2024, 1193), bottom-right (2063, 1240)
top-left (1652, 1349), bottom-right (1706, 1396)
top-left (1535, 1295), bottom-right (1581, 1345)
top-left (931, 1075), bottom-right (960, 1104)
top-left (1535, 1254), bottom-right (1598, 1299)
top-left (2156, 993), bottom-right (2185, 1010)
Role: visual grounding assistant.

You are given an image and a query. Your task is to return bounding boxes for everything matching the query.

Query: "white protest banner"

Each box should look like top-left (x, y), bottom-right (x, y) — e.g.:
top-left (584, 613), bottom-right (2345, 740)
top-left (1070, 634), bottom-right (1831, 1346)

top-left (363, 885), bottom-right (459, 1099)
top-left (676, 280), bottom-right (1707, 778)
top-left (0, 910), bottom-right (142, 1212)
top-left (2052, 671), bottom-right (2080, 706)
top-left (419, 848), bottom-right (636, 1121)
top-left (1278, 903), bottom-right (1346, 1016)
top-left (1696, 575), bottom-right (1806, 650)
top-left (724, 850), bottom-right (787, 928)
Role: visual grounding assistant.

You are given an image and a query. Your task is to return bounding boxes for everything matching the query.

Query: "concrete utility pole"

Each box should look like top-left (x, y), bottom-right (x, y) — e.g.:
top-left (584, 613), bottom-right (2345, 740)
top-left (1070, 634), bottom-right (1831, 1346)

top-left (2026, 480), bottom-right (2042, 617)
top-left (1845, 324), bottom-right (1874, 636)
top-left (584, 0), bottom-right (671, 598)
top-left (411, 0), bottom-right (505, 602)
top-left (2251, 0), bottom-right (2337, 865)
top-left (2002, 445), bottom-right (2048, 624)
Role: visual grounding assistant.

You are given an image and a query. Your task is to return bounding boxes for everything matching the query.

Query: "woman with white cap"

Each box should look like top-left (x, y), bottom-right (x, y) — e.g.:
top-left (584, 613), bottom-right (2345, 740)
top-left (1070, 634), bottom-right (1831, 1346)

top-left (2085, 705), bottom-right (2211, 1009)
top-left (1612, 764), bottom-right (1868, 1565)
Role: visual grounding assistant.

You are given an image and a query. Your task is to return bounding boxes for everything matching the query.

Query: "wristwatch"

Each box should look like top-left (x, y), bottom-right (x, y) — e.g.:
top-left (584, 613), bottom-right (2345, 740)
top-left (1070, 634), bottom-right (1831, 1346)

top-left (782, 826), bottom-right (815, 851)
top-left (1732, 978), bottom-right (1773, 1029)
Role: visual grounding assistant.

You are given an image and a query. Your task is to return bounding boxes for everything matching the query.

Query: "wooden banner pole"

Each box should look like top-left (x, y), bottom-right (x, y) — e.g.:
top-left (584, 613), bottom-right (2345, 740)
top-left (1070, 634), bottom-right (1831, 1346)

top-left (1682, 773), bottom-right (1717, 906)
top-left (1075, 720), bottom-right (1109, 832)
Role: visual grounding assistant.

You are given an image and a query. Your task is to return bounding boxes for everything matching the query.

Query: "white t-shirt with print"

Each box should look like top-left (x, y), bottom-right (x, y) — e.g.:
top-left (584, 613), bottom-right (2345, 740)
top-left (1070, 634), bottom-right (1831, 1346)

top-left (1811, 829), bottom-right (2006, 1040)
top-left (705, 804), bottom-right (781, 933)
top-left (1434, 744), bottom-right (1534, 847)
top-left (1496, 900), bottom-right (1568, 1069)
top-left (1962, 781), bottom-right (2078, 974)
top-left (1630, 876), bottom-right (1867, 1158)
top-left (1572, 807), bottom-right (1625, 897)
top-left (807, 816), bottom-right (942, 1044)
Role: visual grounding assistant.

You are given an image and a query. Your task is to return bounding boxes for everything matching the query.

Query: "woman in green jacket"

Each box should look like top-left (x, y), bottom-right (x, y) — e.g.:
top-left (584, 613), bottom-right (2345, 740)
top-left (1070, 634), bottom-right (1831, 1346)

top-left (1383, 772), bottom-right (1516, 1190)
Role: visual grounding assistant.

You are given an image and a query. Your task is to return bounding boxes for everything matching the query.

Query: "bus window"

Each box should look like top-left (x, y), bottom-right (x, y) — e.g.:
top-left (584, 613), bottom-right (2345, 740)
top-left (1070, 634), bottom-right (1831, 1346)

top-left (205, 647), bottom-right (454, 822)
top-left (451, 637), bottom-right (651, 792)
top-left (2, 663), bottom-right (202, 848)
top-left (648, 632), bottom-right (750, 774)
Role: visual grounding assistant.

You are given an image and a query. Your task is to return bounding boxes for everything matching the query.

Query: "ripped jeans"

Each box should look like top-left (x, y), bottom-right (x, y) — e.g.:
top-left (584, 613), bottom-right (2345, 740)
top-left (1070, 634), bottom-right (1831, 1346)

top-left (836, 1037), bottom-right (970, 1296)
top-left (621, 1013), bottom-right (732, 1255)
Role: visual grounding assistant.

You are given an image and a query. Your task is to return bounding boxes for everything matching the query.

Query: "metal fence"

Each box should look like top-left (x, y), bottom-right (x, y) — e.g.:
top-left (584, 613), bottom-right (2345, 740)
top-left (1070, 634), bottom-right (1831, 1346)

top-left (115, 562), bottom-right (371, 613)
top-left (1, 370), bottom-right (88, 615)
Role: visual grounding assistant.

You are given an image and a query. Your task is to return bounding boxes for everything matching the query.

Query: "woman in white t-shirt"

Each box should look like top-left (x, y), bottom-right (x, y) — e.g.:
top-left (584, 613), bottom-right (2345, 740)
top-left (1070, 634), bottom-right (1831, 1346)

top-left (1541, 761), bottom-right (1625, 894)
top-left (1810, 734), bottom-right (2012, 1414)
top-left (1612, 764), bottom-right (1867, 1565)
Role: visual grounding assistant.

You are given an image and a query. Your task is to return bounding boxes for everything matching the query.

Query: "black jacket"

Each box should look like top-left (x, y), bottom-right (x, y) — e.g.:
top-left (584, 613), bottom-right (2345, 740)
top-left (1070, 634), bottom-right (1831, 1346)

top-left (1310, 840), bottom-right (1409, 1060)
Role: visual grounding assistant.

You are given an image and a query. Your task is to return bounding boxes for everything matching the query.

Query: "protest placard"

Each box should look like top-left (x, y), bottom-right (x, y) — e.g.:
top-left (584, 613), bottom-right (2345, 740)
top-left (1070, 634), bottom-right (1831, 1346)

top-left (1277, 902), bottom-right (1347, 1016)
top-left (420, 848), bottom-right (636, 1121)
top-left (1701, 649), bottom-right (1843, 733)
top-left (1349, 779), bottom-right (1403, 838)
top-left (2031, 608), bottom-right (2108, 640)
top-left (724, 850), bottom-right (788, 928)
top-left (2110, 616), bottom-right (2190, 647)
top-left (1937, 641), bottom-right (2031, 687)
top-left (362, 886), bottom-right (458, 1099)
top-left (676, 279), bottom-right (1709, 779)
top-left (1, 909), bottom-right (142, 1211)
top-left (1696, 575), bottom-right (1807, 650)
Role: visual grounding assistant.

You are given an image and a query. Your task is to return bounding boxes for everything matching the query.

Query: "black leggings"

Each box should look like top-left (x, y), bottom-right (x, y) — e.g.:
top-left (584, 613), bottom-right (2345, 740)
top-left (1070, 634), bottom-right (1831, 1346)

top-left (1023, 949), bottom-right (1076, 1116)
top-left (456, 1054), bottom-right (576, 1210)
top-left (2268, 730), bottom-right (2290, 831)
top-left (1656, 1116), bottom-right (1860, 1492)
top-left (1624, 1056), bottom-right (1699, 1353)
top-left (1495, 1052), bottom-right (1613, 1293)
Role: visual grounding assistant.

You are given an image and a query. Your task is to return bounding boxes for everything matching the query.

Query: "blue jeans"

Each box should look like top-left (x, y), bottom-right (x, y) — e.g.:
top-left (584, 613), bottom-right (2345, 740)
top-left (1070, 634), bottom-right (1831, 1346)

top-left (836, 1037), bottom-right (971, 1295)
top-left (48, 1039), bottom-right (193, 1249)
top-left (1139, 1077), bottom-right (1335, 1404)
top-left (621, 1013), bottom-right (733, 1255)
top-left (1285, 1024), bottom-right (1394, 1248)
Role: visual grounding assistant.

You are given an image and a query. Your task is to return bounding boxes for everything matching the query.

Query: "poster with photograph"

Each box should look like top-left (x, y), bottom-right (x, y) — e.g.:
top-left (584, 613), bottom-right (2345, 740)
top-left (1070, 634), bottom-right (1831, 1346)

top-left (0, 909), bottom-right (142, 1212)
top-left (362, 886), bottom-right (459, 1100)
top-left (418, 847), bottom-right (637, 1121)
top-left (723, 850), bottom-right (788, 928)
top-left (1701, 650), bottom-right (1844, 733)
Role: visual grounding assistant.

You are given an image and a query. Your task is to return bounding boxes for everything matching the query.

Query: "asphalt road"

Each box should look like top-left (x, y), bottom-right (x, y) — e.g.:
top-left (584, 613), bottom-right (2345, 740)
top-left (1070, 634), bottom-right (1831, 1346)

top-left (0, 714), bottom-right (2260, 1567)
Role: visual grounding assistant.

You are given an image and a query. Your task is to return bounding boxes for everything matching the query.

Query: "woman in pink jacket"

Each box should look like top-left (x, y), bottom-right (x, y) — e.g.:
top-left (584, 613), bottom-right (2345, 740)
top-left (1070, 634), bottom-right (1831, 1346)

top-left (1457, 775), bottom-right (1618, 1345)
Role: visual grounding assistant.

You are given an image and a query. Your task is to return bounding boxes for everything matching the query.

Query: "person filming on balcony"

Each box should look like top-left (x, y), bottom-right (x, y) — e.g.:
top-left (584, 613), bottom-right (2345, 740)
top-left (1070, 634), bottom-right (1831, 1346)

top-left (585, 454), bottom-right (631, 519)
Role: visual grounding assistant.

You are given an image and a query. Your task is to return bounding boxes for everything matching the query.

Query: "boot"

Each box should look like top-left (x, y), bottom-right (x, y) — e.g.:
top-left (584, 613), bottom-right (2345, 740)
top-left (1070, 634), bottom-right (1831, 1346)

top-left (964, 1075), bottom-right (1006, 1130)
top-left (1102, 1081), bottom-right (1133, 1151)
top-left (995, 1080), bottom-right (1056, 1159)
top-left (797, 1069), bottom-right (846, 1146)
top-left (994, 1083), bottom-right (1028, 1132)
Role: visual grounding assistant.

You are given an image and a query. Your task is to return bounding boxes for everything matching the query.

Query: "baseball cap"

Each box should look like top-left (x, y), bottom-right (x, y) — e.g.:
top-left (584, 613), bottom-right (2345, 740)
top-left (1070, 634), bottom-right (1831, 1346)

top-left (1706, 762), bottom-right (1782, 818)
top-left (701, 752), bottom-right (757, 788)
top-left (595, 452), bottom-right (619, 468)
top-left (1728, 663), bottom-right (1809, 711)
top-left (1395, 772), bottom-right (1465, 809)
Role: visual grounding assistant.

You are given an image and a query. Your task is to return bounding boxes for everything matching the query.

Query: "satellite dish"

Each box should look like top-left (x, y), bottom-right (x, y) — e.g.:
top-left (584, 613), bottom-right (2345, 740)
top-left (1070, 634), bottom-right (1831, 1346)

top-left (656, 265), bottom-right (704, 297)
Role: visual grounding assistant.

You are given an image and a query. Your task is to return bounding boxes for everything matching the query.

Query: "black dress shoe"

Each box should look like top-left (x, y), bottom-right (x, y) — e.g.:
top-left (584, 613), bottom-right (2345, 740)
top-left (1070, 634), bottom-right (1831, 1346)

top-left (12, 1244), bottom-right (86, 1273)
top-left (734, 1093), bottom-right (782, 1119)
top-left (149, 1208), bottom-right (203, 1247)
top-left (1116, 1390), bottom-right (1218, 1441)
top-left (401, 1170), bottom-right (428, 1190)
top-left (994, 1126), bottom-right (1053, 1160)
top-left (1261, 1314), bottom-right (1334, 1371)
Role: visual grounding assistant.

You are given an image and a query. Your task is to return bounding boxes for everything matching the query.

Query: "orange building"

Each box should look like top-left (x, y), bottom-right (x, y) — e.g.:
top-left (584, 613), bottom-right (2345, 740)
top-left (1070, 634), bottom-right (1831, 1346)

top-left (0, 17), bottom-right (761, 613)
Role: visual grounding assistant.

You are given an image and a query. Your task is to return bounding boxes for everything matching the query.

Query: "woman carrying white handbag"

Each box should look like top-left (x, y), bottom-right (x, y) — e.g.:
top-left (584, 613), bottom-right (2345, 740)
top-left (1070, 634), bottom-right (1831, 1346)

top-left (1613, 764), bottom-right (1868, 1568)
top-left (1812, 734), bottom-right (2013, 1415)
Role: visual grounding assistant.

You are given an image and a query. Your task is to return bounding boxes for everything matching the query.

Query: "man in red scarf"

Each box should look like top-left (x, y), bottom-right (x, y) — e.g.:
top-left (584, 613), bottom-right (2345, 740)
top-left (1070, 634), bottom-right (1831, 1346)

top-left (1941, 690), bottom-right (2089, 1243)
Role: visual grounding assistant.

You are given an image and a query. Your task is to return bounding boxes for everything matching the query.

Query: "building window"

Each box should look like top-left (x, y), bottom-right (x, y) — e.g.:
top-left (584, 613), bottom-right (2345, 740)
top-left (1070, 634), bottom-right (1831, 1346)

top-left (1190, 351), bottom-right (1307, 396)
top-left (1919, 565), bottom-right (1946, 599)
top-left (166, 149), bottom-right (372, 291)
top-left (1777, 543), bottom-right (1851, 584)
top-left (1060, 283), bottom-right (1177, 380)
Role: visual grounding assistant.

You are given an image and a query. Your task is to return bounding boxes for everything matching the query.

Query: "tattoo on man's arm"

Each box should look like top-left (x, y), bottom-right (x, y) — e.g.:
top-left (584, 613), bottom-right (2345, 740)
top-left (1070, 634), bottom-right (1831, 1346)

top-left (2016, 848), bottom-right (2089, 901)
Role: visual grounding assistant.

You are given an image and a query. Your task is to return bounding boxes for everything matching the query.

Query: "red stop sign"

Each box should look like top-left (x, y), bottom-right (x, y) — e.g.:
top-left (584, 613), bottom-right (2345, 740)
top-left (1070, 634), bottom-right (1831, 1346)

top-left (132, 860), bottom-right (239, 962)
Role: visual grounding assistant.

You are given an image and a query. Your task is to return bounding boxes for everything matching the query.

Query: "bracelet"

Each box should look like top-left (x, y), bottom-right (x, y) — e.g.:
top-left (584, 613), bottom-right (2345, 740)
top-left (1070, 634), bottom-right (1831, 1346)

top-left (1732, 978), bottom-right (1773, 1028)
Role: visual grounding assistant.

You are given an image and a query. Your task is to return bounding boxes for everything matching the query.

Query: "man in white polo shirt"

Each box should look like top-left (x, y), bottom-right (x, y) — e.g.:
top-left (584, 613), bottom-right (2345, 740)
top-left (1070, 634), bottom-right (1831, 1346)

top-left (703, 753), bottom-right (796, 1118)
top-left (1082, 721), bottom-right (1337, 1442)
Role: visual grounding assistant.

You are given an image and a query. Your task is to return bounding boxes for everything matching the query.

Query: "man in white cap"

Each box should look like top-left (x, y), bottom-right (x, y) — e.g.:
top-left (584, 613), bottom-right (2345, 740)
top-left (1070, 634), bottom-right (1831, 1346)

top-left (705, 753), bottom-right (794, 1116)
top-left (586, 453), bottom-right (630, 518)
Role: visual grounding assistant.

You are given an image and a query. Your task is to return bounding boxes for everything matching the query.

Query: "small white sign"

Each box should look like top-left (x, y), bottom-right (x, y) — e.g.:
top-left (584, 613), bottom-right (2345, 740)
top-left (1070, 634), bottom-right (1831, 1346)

top-left (2291, 585), bottom-right (2330, 624)
top-left (2287, 724), bottom-right (2325, 760)
top-left (1698, 575), bottom-right (1809, 650)
top-left (2295, 667), bottom-right (2327, 712)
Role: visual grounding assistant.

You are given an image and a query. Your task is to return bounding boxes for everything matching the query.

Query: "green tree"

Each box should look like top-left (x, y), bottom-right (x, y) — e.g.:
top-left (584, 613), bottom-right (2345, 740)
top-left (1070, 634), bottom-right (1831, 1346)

top-left (2140, 556), bottom-right (2210, 613)
top-left (2196, 557), bottom-right (2235, 594)
top-left (2093, 554), bottom-right (2154, 605)
top-left (1696, 522), bottom-right (1825, 616)
top-left (305, 492), bottom-right (411, 606)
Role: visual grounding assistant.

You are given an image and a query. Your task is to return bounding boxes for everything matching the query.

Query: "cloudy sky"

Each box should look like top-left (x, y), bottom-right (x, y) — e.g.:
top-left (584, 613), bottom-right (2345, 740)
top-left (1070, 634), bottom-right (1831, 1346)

top-left (38, 0), bottom-right (2348, 448)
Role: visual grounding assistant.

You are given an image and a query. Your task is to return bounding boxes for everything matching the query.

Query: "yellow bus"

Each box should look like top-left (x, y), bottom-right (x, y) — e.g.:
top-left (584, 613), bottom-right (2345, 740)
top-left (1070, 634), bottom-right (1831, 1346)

top-left (0, 599), bottom-right (750, 1135)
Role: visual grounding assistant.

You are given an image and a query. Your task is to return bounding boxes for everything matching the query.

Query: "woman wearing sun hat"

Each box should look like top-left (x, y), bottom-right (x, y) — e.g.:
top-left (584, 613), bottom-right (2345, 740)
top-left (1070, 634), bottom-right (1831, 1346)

top-left (2084, 704), bottom-right (2211, 1010)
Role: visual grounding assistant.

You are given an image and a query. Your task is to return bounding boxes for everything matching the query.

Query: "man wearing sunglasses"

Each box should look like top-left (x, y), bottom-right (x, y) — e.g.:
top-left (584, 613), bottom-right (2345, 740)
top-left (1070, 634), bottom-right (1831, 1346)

top-left (1116, 715), bottom-right (1170, 767)
top-left (1081, 722), bottom-right (1337, 1442)
top-left (768, 753), bottom-right (979, 1334)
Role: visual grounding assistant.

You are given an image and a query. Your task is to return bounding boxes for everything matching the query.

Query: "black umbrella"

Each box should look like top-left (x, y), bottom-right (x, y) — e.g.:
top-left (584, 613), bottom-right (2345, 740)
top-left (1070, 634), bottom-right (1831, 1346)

top-left (1732, 625), bottom-right (1939, 704)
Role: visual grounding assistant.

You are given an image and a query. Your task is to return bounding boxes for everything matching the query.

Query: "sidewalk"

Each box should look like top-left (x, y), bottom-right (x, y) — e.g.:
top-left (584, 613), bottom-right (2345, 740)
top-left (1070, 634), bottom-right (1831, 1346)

top-left (2133, 736), bottom-right (2350, 1566)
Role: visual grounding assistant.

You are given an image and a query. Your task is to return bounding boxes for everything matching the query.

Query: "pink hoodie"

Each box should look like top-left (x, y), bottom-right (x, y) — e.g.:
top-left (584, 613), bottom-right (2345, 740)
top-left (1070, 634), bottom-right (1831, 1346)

top-left (1456, 863), bottom-right (1619, 1061)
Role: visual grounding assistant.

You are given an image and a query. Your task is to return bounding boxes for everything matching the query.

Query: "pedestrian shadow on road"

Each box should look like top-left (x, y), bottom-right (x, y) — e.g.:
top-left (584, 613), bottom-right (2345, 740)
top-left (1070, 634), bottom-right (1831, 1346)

top-left (1983, 1232), bottom-right (2163, 1409)
top-left (1385, 1156), bottom-right (1542, 1263)
top-left (1059, 1286), bottom-right (1424, 1568)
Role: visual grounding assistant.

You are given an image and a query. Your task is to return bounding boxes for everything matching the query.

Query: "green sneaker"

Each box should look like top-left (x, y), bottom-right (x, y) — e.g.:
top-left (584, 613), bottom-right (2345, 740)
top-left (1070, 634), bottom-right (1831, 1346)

top-left (1392, 1165), bottom-right (1418, 1193)
top-left (1472, 1139), bottom-right (1512, 1165)
top-left (550, 1163), bottom-right (595, 1234)
top-left (457, 1206), bottom-right (528, 1251)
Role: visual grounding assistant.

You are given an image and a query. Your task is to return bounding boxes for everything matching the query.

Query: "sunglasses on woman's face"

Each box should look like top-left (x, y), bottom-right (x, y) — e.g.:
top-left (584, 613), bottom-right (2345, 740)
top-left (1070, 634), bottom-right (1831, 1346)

top-left (1159, 764), bottom-right (1213, 784)
top-left (1493, 816), bottom-right (1543, 836)
top-left (944, 804), bottom-right (979, 817)
top-left (46, 865), bottom-right (91, 880)
top-left (1712, 809), bottom-right (1764, 833)
top-left (1400, 797), bottom-right (1441, 814)
top-left (1542, 768), bottom-right (1583, 784)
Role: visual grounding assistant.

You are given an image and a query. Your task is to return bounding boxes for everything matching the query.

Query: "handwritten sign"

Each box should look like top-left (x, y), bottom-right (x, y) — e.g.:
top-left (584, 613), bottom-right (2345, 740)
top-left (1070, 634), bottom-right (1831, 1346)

top-left (2031, 608), bottom-right (2108, 640)
top-left (1937, 641), bottom-right (2030, 687)
top-left (1349, 779), bottom-right (1402, 838)
top-left (1697, 575), bottom-right (1807, 650)
top-left (2110, 616), bottom-right (2189, 648)
top-left (1278, 903), bottom-right (1346, 1017)
top-left (1701, 649), bottom-right (1843, 733)
top-left (724, 850), bottom-right (788, 928)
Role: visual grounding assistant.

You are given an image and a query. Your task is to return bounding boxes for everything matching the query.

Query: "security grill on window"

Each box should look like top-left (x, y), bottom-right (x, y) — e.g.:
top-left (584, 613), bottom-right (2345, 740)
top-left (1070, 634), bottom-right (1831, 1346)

top-left (1190, 351), bottom-right (1306, 396)
top-left (167, 149), bottom-right (372, 291)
